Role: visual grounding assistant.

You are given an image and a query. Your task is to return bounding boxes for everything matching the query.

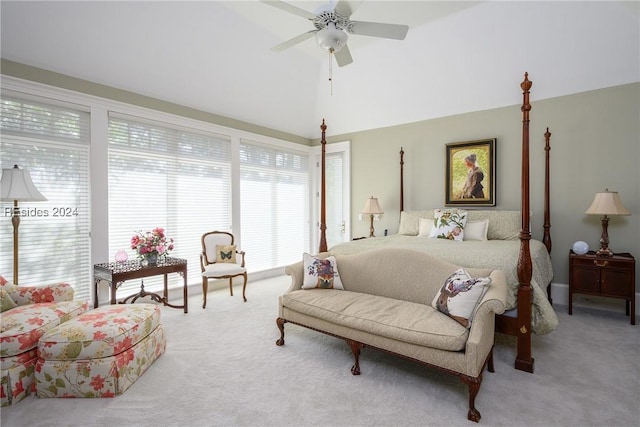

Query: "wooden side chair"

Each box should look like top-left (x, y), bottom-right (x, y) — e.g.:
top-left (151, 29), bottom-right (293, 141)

top-left (200, 231), bottom-right (247, 309)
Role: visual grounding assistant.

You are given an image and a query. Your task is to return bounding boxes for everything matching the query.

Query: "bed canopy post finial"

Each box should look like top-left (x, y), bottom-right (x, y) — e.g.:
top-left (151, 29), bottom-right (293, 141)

top-left (516, 72), bottom-right (534, 374)
top-left (400, 147), bottom-right (405, 213)
top-left (319, 119), bottom-right (328, 253)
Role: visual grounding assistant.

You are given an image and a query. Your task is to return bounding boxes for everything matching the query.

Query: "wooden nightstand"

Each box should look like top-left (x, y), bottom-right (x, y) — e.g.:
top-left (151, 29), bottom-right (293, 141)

top-left (569, 250), bottom-right (636, 325)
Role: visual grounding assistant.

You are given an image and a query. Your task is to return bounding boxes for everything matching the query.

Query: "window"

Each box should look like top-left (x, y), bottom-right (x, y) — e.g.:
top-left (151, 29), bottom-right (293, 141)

top-left (108, 115), bottom-right (232, 294)
top-left (240, 141), bottom-right (309, 271)
top-left (0, 95), bottom-right (91, 299)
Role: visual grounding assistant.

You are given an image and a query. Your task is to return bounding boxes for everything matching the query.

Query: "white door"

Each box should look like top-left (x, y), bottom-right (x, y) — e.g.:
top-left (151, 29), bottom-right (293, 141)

top-left (311, 141), bottom-right (350, 252)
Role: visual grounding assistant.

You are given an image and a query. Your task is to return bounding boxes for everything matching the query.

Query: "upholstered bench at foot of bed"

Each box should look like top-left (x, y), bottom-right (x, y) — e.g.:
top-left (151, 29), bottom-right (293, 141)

top-left (35, 303), bottom-right (166, 398)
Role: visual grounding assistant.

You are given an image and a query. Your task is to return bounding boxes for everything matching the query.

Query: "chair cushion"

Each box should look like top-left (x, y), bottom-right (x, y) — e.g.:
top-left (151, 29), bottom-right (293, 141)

top-left (203, 263), bottom-right (246, 278)
top-left (38, 304), bottom-right (162, 361)
top-left (0, 300), bottom-right (89, 358)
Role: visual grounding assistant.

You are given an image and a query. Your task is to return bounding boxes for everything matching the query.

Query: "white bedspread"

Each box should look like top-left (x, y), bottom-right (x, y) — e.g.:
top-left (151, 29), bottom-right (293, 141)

top-left (329, 235), bottom-right (558, 335)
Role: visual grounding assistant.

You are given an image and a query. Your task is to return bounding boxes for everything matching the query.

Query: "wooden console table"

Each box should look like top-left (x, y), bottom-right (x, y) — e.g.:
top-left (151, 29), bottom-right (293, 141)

top-left (93, 257), bottom-right (188, 313)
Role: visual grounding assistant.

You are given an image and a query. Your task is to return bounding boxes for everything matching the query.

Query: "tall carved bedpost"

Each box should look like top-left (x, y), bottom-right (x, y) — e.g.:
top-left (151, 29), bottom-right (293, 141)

top-left (543, 128), bottom-right (552, 254)
top-left (400, 147), bottom-right (405, 213)
top-left (516, 73), bottom-right (534, 373)
top-left (319, 119), bottom-right (328, 253)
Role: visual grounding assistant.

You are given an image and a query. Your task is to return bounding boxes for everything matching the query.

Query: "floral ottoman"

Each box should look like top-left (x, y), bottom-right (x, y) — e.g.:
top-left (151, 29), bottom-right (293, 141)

top-left (35, 303), bottom-right (166, 398)
top-left (1, 281), bottom-right (89, 407)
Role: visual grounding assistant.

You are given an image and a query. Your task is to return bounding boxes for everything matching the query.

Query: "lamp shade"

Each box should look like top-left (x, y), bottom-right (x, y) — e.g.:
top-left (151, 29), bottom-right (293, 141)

top-left (585, 189), bottom-right (630, 216)
top-left (1, 165), bottom-right (47, 202)
top-left (315, 22), bottom-right (348, 52)
top-left (362, 197), bottom-right (383, 215)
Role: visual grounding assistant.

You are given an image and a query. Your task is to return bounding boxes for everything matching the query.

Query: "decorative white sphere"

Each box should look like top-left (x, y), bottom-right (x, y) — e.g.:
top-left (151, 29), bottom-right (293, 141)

top-left (572, 241), bottom-right (589, 255)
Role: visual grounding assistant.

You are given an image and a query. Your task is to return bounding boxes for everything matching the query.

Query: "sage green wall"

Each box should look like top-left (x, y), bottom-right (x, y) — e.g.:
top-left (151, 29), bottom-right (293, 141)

top-left (324, 83), bottom-right (640, 290)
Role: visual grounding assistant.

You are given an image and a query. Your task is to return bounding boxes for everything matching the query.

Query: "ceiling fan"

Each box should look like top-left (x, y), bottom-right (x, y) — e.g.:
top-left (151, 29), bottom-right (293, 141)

top-left (261, 0), bottom-right (409, 67)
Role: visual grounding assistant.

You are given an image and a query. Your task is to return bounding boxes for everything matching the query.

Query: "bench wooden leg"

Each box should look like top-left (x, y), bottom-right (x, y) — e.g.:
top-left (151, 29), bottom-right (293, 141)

top-left (460, 374), bottom-right (482, 423)
top-left (276, 317), bottom-right (286, 346)
top-left (346, 339), bottom-right (364, 375)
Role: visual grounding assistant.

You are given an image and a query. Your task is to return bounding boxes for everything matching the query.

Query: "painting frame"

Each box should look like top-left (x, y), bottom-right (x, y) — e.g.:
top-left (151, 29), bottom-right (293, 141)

top-left (445, 138), bottom-right (496, 207)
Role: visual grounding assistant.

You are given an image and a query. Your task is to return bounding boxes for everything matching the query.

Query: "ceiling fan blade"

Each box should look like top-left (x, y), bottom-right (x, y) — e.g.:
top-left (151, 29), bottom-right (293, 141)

top-left (349, 21), bottom-right (409, 40)
top-left (260, 0), bottom-right (317, 20)
top-left (271, 30), bottom-right (317, 52)
top-left (334, 44), bottom-right (353, 67)
top-left (334, 0), bottom-right (363, 18)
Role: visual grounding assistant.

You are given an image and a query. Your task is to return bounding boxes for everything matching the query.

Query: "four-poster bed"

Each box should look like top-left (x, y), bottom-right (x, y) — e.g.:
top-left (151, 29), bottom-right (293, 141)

top-left (317, 73), bottom-right (556, 372)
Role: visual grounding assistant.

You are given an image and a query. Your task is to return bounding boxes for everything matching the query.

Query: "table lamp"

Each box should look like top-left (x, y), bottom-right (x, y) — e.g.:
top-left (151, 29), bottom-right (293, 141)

top-left (585, 189), bottom-right (630, 257)
top-left (1, 165), bottom-right (47, 284)
top-left (362, 196), bottom-right (383, 238)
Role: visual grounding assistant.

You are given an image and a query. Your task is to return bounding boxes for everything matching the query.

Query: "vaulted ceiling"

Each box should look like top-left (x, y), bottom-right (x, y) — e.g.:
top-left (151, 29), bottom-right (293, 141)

top-left (1, 1), bottom-right (638, 139)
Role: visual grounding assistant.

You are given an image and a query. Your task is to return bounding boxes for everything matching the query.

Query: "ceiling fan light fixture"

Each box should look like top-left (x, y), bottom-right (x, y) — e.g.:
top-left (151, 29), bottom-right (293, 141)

top-left (315, 22), bottom-right (348, 52)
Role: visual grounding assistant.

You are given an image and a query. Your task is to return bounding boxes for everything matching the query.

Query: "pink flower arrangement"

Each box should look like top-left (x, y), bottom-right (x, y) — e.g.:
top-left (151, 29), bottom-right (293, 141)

top-left (130, 227), bottom-right (174, 258)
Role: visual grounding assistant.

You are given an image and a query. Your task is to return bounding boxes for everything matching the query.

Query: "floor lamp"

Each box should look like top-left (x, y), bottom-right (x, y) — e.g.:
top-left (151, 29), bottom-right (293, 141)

top-left (1, 165), bottom-right (47, 285)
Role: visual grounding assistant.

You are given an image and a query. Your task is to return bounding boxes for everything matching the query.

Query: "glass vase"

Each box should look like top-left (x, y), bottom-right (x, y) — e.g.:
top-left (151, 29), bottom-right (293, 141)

top-left (141, 253), bottom-right (158, 266)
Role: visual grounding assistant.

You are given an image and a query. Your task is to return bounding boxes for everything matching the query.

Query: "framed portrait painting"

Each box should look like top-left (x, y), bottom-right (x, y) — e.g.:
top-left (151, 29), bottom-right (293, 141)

top-left (445, 138), bottom-right (496, 206)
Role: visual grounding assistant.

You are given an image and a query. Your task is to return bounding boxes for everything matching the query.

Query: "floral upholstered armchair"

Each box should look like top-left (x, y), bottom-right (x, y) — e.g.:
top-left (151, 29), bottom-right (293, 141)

top-left (1, 276), bottom-right (89, 406)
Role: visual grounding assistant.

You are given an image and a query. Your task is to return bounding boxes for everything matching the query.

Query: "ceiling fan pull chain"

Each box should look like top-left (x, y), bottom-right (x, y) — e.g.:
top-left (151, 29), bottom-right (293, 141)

top-left (328, 49), bottom-right (333, 95)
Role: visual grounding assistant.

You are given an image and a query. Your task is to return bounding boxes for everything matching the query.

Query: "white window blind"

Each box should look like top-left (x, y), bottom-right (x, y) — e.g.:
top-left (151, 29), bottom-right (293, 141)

top-left (108, 115), bottom-right (232, 295)
top-left (240, 140), bottom-right (309, 271)
top-left (0, 95), bottom-right (91, 300)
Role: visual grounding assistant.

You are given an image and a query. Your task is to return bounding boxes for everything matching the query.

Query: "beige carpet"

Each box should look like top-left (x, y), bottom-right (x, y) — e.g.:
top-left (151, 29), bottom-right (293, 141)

top-left (2, 275), bottom-right (639, 427)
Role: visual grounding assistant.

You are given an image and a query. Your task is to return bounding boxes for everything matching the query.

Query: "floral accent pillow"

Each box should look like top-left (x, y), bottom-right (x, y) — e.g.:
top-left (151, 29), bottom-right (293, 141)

top-left (0, 288), bottom-right (17, 312)
top-left (431, 268), bottom-right (491, 328)
top-left (302, 253), bottom-right (344, 290)
top-left (216, 244), bottom-right (237, 263)
top-left (428, 209), bottom-right (468, 241)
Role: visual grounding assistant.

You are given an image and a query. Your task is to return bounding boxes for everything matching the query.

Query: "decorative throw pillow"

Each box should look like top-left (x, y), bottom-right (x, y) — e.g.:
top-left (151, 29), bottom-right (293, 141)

top-left (0, 275), bottom-right (8, 285)
top-left (398, 211), bottom-right (421, 236)
top-left (216, 245), bottom-right (237, 263)
top-left (0, 288), bottom-right (17, 312)
top-left (463, 219), bottom-right (489, 241)
top-left (398, 210), bottom-right (434, 236)
top-left (302, 253), bottom-right (344, 290)
top-left (431, 268), bottom-right (491, 328)
top-left (428, 209), bottom-right (468, 241)
top-left (418, 217), bottom-right (433, 237)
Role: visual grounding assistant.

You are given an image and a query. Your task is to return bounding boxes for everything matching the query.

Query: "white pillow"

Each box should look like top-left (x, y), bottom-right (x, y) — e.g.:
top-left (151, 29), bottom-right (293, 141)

top-left (431, 268), bottom-right (491, 328)
top-left (428, 209), bottom-right (468, 241)
top-left (418, 218), bottom-right (433, 236)
top-left (463, 219), bottom-right (489, 241)
top-left (302, 253), bottom-right (344, 290)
